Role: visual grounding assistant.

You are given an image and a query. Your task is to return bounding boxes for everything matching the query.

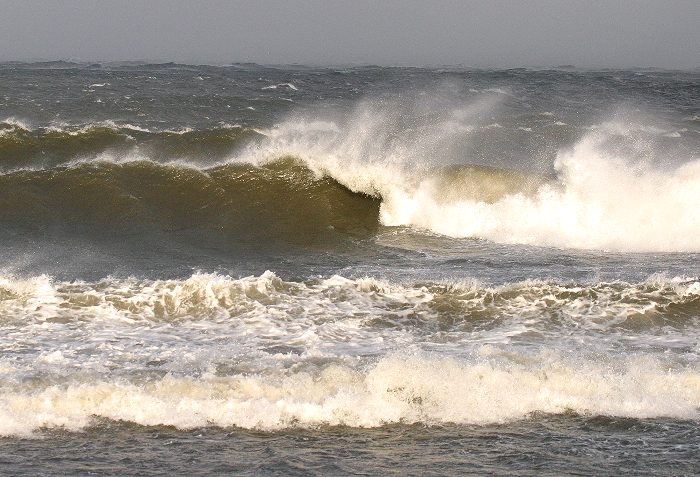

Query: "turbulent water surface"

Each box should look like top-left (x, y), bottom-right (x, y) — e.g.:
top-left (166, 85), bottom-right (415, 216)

top-left (0, 62), bottom-right (699, 475)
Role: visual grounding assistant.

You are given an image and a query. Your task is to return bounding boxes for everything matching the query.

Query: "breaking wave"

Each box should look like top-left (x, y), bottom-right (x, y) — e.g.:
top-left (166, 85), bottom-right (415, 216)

top-left (234, 106), bottom-right (700, 252)
top-left (1, 354), bottom-right (699, 436)
top-left (3, 100), bottom-right (700, 252)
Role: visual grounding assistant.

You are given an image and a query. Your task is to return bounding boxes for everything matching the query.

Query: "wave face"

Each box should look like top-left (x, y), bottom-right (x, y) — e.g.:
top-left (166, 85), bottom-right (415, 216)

top-left (1, 272), bottom-right (699, 436)
top-left (0, 158), bottom-right (380, 245)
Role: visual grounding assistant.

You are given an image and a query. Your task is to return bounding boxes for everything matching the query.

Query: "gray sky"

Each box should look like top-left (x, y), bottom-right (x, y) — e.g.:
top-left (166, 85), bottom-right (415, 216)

top-left (1, 0), bottom-right (698, 68)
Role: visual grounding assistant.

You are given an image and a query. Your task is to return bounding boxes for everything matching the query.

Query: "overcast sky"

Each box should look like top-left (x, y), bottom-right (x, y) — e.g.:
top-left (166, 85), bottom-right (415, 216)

top-left (0, 0), bottom-right (698, 68)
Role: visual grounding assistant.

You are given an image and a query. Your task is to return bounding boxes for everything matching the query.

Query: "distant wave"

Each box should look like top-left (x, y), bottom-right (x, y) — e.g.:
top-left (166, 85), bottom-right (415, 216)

top-left (0, 119), bottom-right (261, 169)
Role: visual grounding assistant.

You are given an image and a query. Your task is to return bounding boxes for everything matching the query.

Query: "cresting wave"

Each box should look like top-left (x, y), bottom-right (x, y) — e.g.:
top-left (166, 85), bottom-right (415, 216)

top-left (241, 113), bottom-right (700, 252)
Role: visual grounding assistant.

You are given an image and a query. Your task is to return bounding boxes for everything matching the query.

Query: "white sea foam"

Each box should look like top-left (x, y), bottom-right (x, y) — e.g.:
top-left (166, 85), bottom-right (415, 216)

top-left (1, 271), bottom-right (697, 328)
top-left (262, 83), bottom-right (298, 91)
top-left (378, 136), bottom-right (700, 251)
top-left (163, 127), bottom-right (195, 134)
top-left (485, 88), bottom-right (510, 95)
top-left (0, 117), bottom-right (32, 132)
top-left (1, 271), bottom-right (699, 436)
top-left (118, 123), bottom-right (151, 133)
top-left (236, 100), bottom-right (700, 252)
top-left (1, 353), bottom-right (698, 437)
top-left (41, 120), bottom-right (150, 134)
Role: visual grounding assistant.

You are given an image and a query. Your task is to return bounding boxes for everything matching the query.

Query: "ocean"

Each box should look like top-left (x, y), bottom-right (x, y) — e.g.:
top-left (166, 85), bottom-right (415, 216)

top-left (0, 62), bottom-right (699, 475)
